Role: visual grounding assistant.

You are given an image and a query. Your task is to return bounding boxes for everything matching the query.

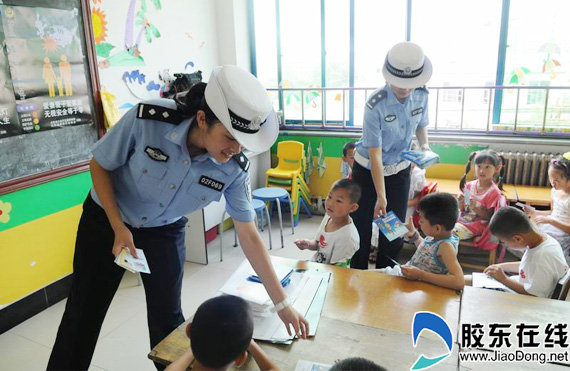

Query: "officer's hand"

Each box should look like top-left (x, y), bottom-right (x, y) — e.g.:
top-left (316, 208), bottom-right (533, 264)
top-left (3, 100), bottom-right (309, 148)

top-left (277, 305), bottom-right (309, 339)
top-left (374, 197), bottom-right (387, 219)
top-left (112, 225), bottom-right (138, 258)
top-left (420, 144), bottom-right (431, 151)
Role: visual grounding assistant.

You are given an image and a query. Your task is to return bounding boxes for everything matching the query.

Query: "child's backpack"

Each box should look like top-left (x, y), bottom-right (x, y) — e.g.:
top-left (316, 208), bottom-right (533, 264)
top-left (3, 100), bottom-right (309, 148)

top-left (412, 181), bottom-right (438, 230)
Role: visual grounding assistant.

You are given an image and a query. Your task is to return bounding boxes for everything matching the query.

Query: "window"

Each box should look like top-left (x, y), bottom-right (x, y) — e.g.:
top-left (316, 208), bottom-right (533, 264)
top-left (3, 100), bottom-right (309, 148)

top-left (251, 0), bottom-right (570, 135)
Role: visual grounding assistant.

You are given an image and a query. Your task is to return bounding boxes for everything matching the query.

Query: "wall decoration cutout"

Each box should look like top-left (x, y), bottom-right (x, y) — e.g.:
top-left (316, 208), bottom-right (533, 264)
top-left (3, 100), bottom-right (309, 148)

top-left (93, 0), bottom-right (163, 68)
top-left (0, 199), bottom-right (12, 223)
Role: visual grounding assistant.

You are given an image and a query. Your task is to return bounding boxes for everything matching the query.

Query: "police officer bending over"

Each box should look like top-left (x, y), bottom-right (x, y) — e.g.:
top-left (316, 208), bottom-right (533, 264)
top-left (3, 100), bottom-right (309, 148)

top-left (48, 65), bottom-right (309, 370)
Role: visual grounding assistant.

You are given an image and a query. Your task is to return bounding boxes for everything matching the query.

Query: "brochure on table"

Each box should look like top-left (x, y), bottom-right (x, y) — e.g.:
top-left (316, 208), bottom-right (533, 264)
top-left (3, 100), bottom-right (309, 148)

top-left (218, 260), bottom-right (330, 344)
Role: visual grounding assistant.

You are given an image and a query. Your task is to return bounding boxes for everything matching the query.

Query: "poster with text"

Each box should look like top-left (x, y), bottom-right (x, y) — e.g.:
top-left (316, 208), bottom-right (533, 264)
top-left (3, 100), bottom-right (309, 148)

top-left (1, 5), bottom-right (92, 134)
top-left (0, 12), bottom-right (20, 139)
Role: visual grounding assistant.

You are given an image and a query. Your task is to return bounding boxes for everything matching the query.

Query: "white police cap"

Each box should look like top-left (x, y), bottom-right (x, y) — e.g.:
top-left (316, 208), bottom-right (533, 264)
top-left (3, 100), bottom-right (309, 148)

top-left (205, 65), bottom-right (278, 153)
top-left (382, 42), bottom-right (432, 89)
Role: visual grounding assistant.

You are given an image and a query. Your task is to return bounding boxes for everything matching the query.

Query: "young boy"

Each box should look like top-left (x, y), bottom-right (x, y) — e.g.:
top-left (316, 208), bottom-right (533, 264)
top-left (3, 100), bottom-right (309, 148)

top-left (166, 296), bottom-right (278, 371)
top-left (375, 193), bottom-right (465, 291)
top-left (473, 206), bottom-right (569, 298)
top-left (342, 141), bottom-right (356, 179)
top-left (294, 179), bottom-right (361, 267)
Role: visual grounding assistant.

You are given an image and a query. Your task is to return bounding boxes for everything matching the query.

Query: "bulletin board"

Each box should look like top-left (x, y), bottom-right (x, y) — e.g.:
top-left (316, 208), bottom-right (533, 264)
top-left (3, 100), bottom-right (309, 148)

top-left (0, 0), bottom-right (103, 195)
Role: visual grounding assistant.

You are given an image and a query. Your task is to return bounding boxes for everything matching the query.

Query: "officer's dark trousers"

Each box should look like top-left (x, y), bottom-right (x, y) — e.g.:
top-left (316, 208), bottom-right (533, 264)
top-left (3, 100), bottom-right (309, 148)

top-left (47, 195), bottom-right (186, 371)
top-left (350, 162), bottom-right (411, 269)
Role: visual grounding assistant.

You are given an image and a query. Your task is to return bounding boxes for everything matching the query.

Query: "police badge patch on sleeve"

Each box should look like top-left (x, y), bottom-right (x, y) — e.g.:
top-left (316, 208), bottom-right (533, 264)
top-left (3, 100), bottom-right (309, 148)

top-left (145, 147), bottom-right (169, 162)
top-left (384, 115), bottom-right (397, 122)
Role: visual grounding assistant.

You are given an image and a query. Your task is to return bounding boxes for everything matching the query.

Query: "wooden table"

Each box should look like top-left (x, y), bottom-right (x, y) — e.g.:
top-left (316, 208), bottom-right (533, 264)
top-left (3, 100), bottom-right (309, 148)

top-left (149, 256), bottom-right (460, 368)
top-left (514, 185), bottom-right (552, 207)
top-left (460, 286), bottom-right (570, 368)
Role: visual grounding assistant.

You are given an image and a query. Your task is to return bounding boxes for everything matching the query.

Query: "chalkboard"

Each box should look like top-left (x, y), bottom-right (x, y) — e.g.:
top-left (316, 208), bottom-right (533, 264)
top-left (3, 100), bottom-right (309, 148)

top-left (0, 0), bottom-right (102, 192)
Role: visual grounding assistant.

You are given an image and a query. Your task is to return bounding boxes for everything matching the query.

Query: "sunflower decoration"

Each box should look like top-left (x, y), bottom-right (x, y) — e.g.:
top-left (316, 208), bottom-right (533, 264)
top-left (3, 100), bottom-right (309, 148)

top-left (92, 7), bottom-right (108, 45)
top-left (0, 200), bottom-right (12, 224)
top-left (42, 36), bottom-right (59, 53)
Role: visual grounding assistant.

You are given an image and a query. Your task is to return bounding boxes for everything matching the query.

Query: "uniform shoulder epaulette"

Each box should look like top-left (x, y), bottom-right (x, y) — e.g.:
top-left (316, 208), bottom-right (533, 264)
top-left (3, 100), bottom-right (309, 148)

top-left (232, 152), bottom-right (250, 172)
top-left (137, 103), bottom-right (185, 125)
top-left (416, 85), bottom-right (429, 94)
top-left (366, 90), bottom-right (387, 109)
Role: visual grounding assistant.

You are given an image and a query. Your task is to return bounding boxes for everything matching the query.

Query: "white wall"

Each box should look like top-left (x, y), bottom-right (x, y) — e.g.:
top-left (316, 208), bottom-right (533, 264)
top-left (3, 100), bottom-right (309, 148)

top-left (92, 0), bottom-right (250, 114)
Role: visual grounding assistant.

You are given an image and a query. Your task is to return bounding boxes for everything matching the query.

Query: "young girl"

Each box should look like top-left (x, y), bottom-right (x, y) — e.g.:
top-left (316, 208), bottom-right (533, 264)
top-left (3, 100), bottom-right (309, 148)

top-left (454, 150), bottom-right (506, 249)
top-left (524, 153), bottom-right (570, 265)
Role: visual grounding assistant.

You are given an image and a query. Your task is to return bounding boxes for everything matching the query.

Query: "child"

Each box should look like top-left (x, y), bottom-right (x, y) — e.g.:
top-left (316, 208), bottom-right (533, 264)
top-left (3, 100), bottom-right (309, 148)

top-left (376, 193), bottom-right (465, 291)
top-left (294, 179), bottom-right (360, 267)
top-left (330, 357), bottom-right (386, 371)
top-left (523, 153), bottom-right (570, 265)
top-left (342, 141), bottom-right (356, 179)
top-left (166, 296), bottom-right (278, 371)
top-left (455, 150), bottom-right (506, 249)
top-left (474, 206), bottom-right (569, 298)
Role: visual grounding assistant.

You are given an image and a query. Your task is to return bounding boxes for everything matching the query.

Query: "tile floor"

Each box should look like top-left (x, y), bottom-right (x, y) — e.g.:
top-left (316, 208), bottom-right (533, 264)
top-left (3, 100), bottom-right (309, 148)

top-left (0, 214), bottom-right (560, 370)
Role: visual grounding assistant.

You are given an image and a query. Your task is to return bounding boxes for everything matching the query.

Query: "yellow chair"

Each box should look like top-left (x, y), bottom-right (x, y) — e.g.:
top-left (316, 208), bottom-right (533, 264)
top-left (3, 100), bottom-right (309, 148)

top-left (265, 141), bottom-right (311, 223)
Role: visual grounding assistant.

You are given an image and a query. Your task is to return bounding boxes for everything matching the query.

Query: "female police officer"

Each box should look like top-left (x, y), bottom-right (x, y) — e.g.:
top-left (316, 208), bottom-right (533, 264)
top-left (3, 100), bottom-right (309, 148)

top-left (350, 42), bottom-right (432, 270)
top-left (48, 65), bottom-right (308, 370)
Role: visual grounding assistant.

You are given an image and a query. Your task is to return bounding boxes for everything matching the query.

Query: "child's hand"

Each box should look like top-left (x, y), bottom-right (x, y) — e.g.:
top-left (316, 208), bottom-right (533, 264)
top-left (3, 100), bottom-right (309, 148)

top-left (534, 215), bottom-right (553, 225)
top-left (401, 265), bottom-right (423, 281)
top-left (457, 194), bottom-right (465, 210)
top-left (523, 206), bottom-right (536, 216)
top-left (294, 239), bottom-right (310, 250)
top-left (404, 216), bottom-right (416, 237)
top-left (484, 265), bottom-right (507, 282)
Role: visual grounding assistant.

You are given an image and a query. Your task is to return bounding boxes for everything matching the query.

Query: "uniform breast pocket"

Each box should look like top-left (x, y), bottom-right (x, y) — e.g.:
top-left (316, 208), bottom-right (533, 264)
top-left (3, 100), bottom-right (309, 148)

top-left (380, 125), bottom-right (394, 150)
top-left (130, 150), bottom-right (168, 199)
top-left (187, 181), bottom-right (223, 206)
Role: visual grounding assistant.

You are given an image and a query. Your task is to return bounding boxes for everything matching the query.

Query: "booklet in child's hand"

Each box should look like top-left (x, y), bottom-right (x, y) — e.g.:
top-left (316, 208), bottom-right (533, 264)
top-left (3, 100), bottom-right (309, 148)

top-left (114, 248), bottom-right (151, 274)
top-left (374, 211), bottom-right (409, 242)
top-left (399, 149), bottom-right (440, 169)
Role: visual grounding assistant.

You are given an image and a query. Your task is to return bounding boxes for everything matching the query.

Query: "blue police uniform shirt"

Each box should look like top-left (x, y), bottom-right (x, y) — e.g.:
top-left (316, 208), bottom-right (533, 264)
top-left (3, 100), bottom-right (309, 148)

top-left (90, 99), bottom-right (256, 228)
top-left (355, 85), bottom-right (429, 168)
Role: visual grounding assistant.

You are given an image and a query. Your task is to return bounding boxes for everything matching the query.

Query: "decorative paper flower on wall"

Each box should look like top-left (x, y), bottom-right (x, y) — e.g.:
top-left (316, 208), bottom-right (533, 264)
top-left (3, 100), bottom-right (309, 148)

top-left (0, 200), bottom-right (12, 224)
top-left (92, 7), bottom-right (108, 45)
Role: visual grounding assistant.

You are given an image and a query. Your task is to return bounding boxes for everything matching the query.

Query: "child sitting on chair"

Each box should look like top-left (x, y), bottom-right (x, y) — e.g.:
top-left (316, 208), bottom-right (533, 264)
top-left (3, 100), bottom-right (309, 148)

top-left (454, 150), bottom-right (506, 248)
top-left (294, 179), bottom-right (360, 267)
top-left (523, 153), bottom-right (570, 265)
top-left (166, 296), bottom-right (277, 371)
top-left (375, 193), bottom-right (465, 291)
top-left (469, 206), bottom-right (568, 298)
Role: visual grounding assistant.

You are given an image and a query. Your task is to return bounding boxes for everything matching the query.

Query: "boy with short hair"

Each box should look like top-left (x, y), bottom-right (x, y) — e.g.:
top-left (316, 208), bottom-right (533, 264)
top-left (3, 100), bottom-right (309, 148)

top-left (330, 357), bottom-right (386, 371)
top-left (375, 193), bottom-right (465, 291)
top-left (294, 179), bottom-right (361, 267)
top-left (342, 141), bottom-right (356, 179)
top-left (478, 206), bottom-right (568, 298)
top-left (166, 296), bottom-right (278, 371)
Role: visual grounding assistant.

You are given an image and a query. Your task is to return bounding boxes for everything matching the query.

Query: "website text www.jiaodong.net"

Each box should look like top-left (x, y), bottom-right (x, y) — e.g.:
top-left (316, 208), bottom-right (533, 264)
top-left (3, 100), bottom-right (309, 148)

top-left (460, 349), bottom-right (569, 364)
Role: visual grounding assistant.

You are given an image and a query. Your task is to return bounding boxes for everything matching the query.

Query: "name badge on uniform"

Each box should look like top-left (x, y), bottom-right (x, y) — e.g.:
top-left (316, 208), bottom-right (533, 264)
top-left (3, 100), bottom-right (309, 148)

top-left (145, 146), bottom-right (169, 162)
top-left (412, 108), bottom-right (423, 116)
top-left (385, 115), bottom-right (396, 123)
top-left (198, 175), bottom-right (225, 192)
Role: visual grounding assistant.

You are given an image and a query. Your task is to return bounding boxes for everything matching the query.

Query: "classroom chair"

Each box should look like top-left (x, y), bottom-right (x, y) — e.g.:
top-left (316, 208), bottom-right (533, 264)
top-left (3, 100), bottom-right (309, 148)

top-left (219, 199), bottom-right (272, 262)
top-left (265, 140), bottom-right (311, 224)
top-left (457, 239), bottom-right (506, 271)
top-left (551, 269), bottom-right (570, 301)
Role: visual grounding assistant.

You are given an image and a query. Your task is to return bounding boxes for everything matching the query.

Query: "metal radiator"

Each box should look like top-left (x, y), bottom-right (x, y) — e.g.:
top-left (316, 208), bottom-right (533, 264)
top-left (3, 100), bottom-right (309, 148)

top-left (499, 152), bottom-right (560, 186)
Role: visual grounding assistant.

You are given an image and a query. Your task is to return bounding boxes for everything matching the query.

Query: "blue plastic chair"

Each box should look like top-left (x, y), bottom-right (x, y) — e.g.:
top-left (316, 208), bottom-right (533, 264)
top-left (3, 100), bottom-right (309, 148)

top-left (219, 199), bottom-right (272, 262)
top-left (252, 187), bottom-right (295, 249)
